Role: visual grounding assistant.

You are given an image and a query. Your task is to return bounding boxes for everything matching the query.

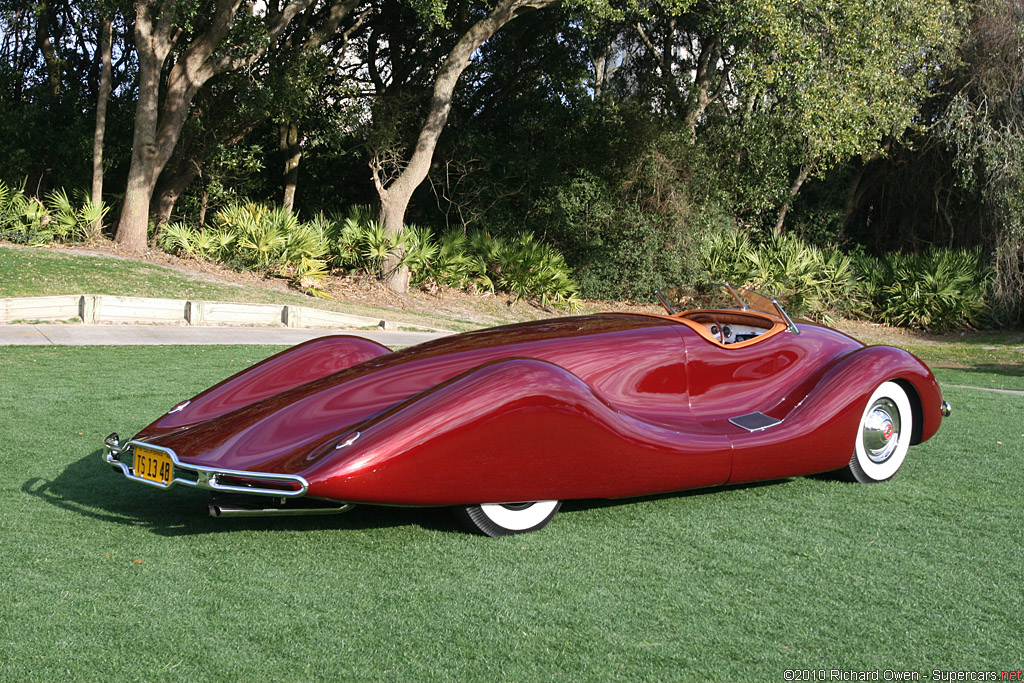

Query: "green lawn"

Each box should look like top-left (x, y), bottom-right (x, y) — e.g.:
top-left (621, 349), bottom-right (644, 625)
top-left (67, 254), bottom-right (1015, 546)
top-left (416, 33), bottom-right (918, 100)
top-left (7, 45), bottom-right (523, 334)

top-left (1, 346), bottom-right (1021, 680)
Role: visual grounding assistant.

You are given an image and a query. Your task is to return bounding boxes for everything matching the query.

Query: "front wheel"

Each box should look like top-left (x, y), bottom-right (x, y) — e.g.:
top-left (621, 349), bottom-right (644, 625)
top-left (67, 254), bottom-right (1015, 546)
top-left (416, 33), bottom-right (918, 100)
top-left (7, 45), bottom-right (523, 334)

top-left (454, 501), bottom-right (561, 537)
top-left (842, 381), bottom-right (914, 483)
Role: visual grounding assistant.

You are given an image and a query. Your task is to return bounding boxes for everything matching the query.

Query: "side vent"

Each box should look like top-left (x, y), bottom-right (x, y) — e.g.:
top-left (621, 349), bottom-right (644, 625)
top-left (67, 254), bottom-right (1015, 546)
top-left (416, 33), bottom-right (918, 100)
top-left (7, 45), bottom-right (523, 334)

top-left (729, 412), bottom-right (782, 432)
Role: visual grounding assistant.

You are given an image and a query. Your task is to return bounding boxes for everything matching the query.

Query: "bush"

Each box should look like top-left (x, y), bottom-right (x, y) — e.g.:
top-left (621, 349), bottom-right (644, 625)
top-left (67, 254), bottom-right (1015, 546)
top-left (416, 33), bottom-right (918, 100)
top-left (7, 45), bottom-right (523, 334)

top-left (864, 248), bottom-right (991, 331)
top-left (161, 202), bottom-right (581, 308)
top-left (0, 180), bottom-right (107, 245)
top-left (699, 230), bottom-right (864, 323)
top-left (533, 172), bottom-right (698, 301)
top-left (698, 228), bottom-right (989, 330)
top-left (160, 201), bottom-right (332, 297)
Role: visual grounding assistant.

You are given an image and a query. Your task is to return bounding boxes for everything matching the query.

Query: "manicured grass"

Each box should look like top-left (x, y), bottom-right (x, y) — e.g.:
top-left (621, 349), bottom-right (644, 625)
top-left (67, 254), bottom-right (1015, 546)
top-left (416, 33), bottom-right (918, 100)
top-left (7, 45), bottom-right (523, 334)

top-left (0, 344), bottom-right (1021, 680)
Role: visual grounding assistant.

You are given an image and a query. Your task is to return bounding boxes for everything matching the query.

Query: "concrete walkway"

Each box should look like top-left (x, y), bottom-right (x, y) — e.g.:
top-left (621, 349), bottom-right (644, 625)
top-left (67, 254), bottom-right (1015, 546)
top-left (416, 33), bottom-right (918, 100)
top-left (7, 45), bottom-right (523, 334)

top-left (0, 323), bottom-right (450, 347)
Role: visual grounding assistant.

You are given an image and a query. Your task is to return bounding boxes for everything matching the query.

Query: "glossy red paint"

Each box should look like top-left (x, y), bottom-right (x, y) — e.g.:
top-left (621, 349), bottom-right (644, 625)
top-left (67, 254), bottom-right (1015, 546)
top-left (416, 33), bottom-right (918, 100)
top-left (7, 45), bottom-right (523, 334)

top-left (127, 311), bottom-right (944, 507)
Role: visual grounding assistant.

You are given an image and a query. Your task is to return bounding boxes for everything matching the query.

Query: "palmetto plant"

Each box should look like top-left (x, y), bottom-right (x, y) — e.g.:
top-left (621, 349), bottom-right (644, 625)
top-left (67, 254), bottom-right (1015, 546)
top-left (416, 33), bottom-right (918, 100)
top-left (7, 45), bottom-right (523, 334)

top-left (156, 200), bottom-right (579, 307)
top-left (45, 189), bottom-right (108, 243)
top-left (872, 248), bottom-right (990, 331)
top-left (700, 230), bottom-right (865, 323)
top-left (699, 228), bottom-right (754, 285)
top-left (0, 181), bottom-right (49, 244)
top-left (159, 202), bottom-right (333, 296)
top-left (403, 225), bottom-right (440, 283)
top-left (0, 181), bottom-right (107, 245)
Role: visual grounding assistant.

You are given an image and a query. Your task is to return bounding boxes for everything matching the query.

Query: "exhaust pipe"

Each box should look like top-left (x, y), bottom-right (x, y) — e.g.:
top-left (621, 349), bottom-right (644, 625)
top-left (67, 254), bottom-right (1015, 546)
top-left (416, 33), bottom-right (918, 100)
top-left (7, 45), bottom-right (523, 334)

top-left (209, 500), bottom-right (354, 518)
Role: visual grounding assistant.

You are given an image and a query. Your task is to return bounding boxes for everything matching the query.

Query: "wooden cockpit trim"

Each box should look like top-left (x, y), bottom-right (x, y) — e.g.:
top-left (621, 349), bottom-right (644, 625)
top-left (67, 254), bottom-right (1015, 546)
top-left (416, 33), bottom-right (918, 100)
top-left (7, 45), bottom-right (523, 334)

top-left (623, 309), bottom-right (788, 348)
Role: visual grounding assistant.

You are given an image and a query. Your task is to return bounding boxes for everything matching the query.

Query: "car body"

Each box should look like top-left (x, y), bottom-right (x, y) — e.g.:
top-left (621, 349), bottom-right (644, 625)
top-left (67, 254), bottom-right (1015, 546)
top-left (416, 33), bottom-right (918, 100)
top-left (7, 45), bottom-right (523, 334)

top-left (104, 284), bottom-right (950, 535)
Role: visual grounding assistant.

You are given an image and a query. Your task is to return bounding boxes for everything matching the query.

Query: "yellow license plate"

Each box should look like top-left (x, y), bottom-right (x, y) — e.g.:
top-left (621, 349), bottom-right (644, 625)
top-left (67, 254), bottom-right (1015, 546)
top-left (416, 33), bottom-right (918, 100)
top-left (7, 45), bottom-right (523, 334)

top-left (134, 446), bottom-right (173, 485)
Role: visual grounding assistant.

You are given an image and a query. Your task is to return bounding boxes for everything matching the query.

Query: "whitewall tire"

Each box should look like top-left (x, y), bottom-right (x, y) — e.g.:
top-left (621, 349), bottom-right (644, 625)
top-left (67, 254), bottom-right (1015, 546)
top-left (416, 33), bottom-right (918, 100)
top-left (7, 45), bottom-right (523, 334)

top-left (844, 381), bottom-right (914, 483)
top-left (454, 501), bottom-right (561, 536)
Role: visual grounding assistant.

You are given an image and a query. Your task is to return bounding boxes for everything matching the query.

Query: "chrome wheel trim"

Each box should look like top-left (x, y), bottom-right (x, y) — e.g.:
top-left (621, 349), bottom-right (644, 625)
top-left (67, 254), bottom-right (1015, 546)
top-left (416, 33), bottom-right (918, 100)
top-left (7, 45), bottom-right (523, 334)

top-left (862, 398), bottom-right (901, 463)
top-left (854, 382), bottom-right (912, 481)
top-left (479, 501), bottom-right (559, 531)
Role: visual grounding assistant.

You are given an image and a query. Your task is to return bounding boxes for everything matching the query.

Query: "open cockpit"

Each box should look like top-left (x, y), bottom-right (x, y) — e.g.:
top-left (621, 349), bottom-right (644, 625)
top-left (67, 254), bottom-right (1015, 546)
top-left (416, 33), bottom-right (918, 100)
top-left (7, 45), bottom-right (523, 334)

top-left (655, 283), bottom-right (797, 347)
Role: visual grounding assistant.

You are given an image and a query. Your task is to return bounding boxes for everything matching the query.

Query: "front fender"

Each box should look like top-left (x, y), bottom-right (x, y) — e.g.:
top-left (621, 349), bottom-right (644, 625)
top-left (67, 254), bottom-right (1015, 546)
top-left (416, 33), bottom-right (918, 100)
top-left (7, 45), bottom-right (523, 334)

top-left (728, 344), bottom-right (943, 484)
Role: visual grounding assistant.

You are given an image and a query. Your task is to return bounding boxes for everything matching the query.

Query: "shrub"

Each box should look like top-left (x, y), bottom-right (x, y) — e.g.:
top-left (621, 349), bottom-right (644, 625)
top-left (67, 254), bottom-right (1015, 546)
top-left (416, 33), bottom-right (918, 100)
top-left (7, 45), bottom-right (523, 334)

top-left (0, 181), bottom-right (106, 245)
top-left (867, 248), bottom-right (991, 331)
top-left (160, 202), bottom-right (580, 308)
top-left (698, 227), bottom-right (992, 330)
top-left (698, 230), bottom-right (864, 323)
top-left (160, 202), bottom-right (332, 297)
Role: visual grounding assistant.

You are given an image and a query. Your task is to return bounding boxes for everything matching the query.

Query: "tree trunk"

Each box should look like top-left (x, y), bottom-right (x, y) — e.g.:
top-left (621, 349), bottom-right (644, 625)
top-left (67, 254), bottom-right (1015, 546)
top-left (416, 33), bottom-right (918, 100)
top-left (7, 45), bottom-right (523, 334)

top-left (683, 37), bottom-right (723, 137)
top-left (90, 14), bottom-right (113, 240)
top-left (151, 159), bottom-right (203, 226)
top-left (198, 188), bottom-right (209, 227)
top-left (35, 0), bottom-right (61, 97)
top-left (373, 0), bottom-right (558, 293)
top-left (113, 0), bottom-right (343, 252)
top-left (281, 122), bottom-right (302, 213)
top-left (840, 145), bottom-right (888, 239)
top-left (116, 6), bottom-right (167, 253)
top-left (774, 164), bottom-right (811, 235)
top-left (115, 0), bottom-right (246, 253)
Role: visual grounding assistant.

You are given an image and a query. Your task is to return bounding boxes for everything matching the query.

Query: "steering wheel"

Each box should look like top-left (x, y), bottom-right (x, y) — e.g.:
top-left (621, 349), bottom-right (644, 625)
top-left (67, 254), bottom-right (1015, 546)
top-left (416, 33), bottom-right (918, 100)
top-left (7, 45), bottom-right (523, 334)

top-left (688, 313), bottom-right (726, 344)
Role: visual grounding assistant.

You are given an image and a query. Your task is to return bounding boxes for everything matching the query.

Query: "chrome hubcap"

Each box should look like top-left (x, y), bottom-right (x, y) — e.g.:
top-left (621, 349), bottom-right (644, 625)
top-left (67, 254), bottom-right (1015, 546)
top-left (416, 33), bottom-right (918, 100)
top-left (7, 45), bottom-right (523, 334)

top-left (862, 398), bottom-right (901, 463)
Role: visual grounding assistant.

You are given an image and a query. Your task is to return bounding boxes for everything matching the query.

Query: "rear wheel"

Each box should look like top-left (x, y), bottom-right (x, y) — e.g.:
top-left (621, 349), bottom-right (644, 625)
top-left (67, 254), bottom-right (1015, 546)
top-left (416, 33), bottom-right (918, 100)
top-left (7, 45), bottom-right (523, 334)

top-left (454, 501), bottom-right (561, 536)
top-left (843, 381), bottom-right (913, 483)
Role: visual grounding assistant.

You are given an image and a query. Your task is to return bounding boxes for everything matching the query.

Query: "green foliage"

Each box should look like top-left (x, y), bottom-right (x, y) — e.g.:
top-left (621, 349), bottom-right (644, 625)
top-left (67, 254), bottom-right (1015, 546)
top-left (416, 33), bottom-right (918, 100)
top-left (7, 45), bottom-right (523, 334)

top-left (44, 188), bottom-right (109, 242)
top-left (940, 1), bottom-right (1024, 325)
top-left (863, 248), bottom-right (991, 332)
top-left (0, 181), bottom-right (50, 245)
top-left (734, 0), bottom-right (960, 171)
top-left (160, 202), bottom-right (332, 297)
top-left (699, 230), bottom-right (863, 323)
top-left (159, 202), bottom-right (580, 308)
top-left (532, 147), bottom-right (704, 302)
top-left (699, 228), bottom-right (992, 330)
top-left (330, 205), bottom-right (407, 278)
top-left (333, 207), bottom-right (582, 310)
top-left (0, 180), bottom-right (107, 245)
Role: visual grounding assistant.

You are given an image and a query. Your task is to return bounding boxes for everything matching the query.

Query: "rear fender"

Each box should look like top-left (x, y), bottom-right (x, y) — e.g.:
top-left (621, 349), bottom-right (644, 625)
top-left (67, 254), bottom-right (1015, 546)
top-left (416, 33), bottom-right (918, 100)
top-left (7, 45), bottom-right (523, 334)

top-left (307, 357), bottom-right (732, 505)
top-left (140, 335), bottom-right (391, 434)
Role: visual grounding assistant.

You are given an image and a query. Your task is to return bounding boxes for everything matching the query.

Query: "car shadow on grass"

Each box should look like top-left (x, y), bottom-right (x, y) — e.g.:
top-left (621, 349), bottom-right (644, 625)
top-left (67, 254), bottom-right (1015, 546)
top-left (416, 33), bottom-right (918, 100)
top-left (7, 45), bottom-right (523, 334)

top-left (23, 450), bottom-right (465, 536)
top-left (27, 450), bottom-right (800, 538)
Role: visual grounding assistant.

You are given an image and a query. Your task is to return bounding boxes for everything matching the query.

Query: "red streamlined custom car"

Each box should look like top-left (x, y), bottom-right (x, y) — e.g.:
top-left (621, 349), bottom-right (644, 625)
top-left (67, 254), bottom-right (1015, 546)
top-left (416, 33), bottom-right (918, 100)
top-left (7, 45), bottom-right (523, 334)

top-left (104, 284), bottom-right (950, 536)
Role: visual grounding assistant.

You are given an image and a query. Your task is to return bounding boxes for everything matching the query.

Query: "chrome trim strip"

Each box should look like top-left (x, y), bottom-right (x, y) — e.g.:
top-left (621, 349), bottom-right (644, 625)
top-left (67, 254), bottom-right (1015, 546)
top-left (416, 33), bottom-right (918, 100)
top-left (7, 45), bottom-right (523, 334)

top-left (167, 400), bottom-right (190, 414)
top-left (104, 439), bottom-right (309, 498)
top-left (334, 431), bottom-right (360, 450)
top-left (723, 283), bottom-right (748, 310)
top-left (771, 298), bottom-right (800, 334)
top-left (209, 502), bottom-right (353, 518)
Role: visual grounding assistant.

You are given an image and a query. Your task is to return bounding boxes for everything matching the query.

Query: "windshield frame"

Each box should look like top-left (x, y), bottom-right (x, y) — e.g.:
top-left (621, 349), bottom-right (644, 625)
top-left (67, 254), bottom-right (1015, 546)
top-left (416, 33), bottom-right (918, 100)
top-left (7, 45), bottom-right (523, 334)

top-left (654, 283), bottom-right (800, 335)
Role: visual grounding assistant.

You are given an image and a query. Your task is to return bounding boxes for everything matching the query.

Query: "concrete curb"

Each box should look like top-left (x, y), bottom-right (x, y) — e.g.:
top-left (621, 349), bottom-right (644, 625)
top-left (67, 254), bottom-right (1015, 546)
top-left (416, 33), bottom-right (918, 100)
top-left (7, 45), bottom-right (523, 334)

top-left (0, 324), bottom-right (449, 347)
top-left (0, 294), bottom-right (448, 333)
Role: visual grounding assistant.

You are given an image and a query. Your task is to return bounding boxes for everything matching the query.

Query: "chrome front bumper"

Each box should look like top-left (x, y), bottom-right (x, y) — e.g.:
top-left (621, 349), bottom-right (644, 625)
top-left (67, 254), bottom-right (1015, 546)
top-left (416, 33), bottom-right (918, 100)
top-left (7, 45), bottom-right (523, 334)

top-left (103, 433), bottom-right (309, 498)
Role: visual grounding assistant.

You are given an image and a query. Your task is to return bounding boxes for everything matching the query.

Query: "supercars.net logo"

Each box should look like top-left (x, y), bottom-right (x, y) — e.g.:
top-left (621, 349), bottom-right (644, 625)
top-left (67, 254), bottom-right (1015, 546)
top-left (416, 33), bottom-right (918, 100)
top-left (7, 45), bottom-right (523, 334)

top-left (784, 670), bottom-right (1023, 682)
